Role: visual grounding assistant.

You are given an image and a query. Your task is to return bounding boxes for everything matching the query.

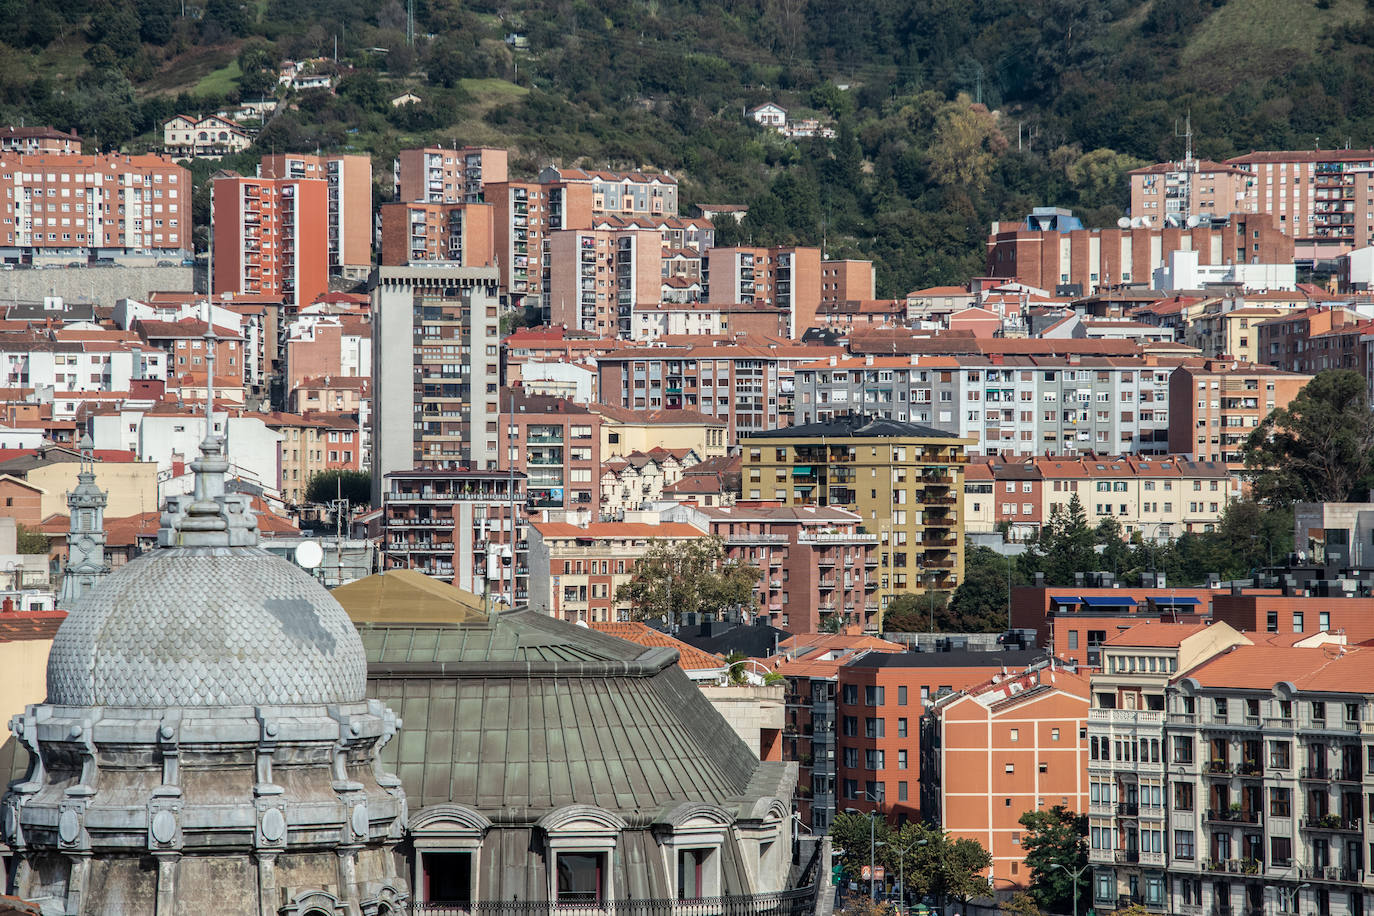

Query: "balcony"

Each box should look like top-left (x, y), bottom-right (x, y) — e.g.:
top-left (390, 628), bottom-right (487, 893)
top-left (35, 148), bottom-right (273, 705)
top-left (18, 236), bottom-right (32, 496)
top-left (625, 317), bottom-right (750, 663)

top-left (725, 534), bottom-right (789, 547)
top-left (1117, 802), bottom-right (1139, 817)
top-left (1300, 815), bottom-right (1362, 833)
top-left (1298, 865), bottom-right (1363, 883)
top-left (1205, 808), bottom-right (1261, 825)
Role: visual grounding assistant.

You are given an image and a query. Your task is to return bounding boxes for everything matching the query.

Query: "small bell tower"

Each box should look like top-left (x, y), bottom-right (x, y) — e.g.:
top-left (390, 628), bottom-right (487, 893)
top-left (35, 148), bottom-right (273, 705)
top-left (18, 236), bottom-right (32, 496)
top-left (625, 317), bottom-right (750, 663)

top-left (58, 434), bottom-right (110, 604)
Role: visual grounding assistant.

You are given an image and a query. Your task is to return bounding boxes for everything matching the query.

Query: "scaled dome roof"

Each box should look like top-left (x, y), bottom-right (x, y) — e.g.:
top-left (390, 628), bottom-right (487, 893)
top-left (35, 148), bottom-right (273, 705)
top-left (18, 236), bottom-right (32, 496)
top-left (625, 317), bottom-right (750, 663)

top-left (45, 432), bottom-right (367, 709)
top-left (47, 546), bottom-right (367, 708)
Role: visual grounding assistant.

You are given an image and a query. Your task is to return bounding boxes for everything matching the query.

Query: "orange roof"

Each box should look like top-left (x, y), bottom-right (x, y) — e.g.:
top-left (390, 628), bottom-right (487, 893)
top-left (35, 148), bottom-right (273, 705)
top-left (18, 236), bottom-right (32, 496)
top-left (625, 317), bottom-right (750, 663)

top-left (532, 521), bottom-right (706, 540)
top-left (0, 607), bottom-right (66, 641)
top-left (1184, 645), bottom-right (1374, 692)
top-left (589, 622), bottom-right (724, 672)
top-left (1103, 622), bottom-right (1210, 647)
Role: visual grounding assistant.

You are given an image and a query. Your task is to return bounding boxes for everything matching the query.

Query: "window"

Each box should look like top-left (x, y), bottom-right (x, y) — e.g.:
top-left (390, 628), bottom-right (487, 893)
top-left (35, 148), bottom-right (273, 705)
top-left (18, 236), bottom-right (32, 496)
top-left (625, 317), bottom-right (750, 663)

top-left (897, 686), bottom-right (907, 706)
top-left (1068, 630), bottom-right (1079, 650)
top-left (842, 716), bottom-right (857, 736)
top-left (842, 684), bottom-right (858, 705)
top-left (422, 852), bottom-right (473, 906)
top-left (897, 718), bottom-right (908, 738)
top-left (897, 750), bottom-right (908, 770)
top-left (556, 852), bottom-right (605, 904)
top-left (1174, 782), bottom-right (1193, 811)
top-left (1172, 736), bottom-right (1193, 764)
top-left (1294, 612), bottom-right (1304, 633)
top-left (1174, 829), bottom-right (1194, 860)
top-left (1010, 728), bottom-right (1020, 742)
top-left (897, 781), bottom-right (908, 801)
top-left (1270, 741), bottom-right (1291, 770)
top-left (865, 686), bottom-right (885, 706)
top-left (1270, 787), bottom-right (1291, 817)
top-left (678, 849), bottom-right (714, 900)
top-left (865, 718), bottom-right (885, 739)
top-left (1271, 836), bottom-right (1292, 867)
top-left (866, 749), bottom-right (884, 770)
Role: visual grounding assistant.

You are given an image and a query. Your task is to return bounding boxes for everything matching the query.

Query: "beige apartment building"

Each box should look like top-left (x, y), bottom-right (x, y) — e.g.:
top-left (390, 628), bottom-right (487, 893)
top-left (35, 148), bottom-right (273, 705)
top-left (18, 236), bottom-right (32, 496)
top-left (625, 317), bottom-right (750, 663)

top-left (1129, 160), bottom-right (1253, 223)
top-left (1182, 306), bottom-right (1287, 361)
top-left (589, 403), bottom-right (729, 459)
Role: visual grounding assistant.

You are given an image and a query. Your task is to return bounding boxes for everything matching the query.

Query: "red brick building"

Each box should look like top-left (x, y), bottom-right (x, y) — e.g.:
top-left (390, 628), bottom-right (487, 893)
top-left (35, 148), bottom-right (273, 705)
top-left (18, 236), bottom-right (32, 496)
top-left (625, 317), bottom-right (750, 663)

top-left (832, 649), bottom-right (1047, 822)
top-left (211, 170), bottom-right (330, 307)
top-left (495, 389), bottom-right (602, 513)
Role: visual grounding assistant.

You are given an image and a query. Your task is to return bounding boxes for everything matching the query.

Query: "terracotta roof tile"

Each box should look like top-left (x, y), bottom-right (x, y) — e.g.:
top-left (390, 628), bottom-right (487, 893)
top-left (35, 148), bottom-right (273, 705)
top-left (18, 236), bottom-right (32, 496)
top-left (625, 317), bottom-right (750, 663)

top-left (589, 622), bottom-right (724, 672)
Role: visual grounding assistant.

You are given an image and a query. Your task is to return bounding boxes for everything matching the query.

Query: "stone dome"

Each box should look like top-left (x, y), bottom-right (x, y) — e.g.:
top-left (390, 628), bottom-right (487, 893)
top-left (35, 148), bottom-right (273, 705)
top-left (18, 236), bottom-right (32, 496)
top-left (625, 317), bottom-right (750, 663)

top-left (47, 545), bottom-right (368, 707)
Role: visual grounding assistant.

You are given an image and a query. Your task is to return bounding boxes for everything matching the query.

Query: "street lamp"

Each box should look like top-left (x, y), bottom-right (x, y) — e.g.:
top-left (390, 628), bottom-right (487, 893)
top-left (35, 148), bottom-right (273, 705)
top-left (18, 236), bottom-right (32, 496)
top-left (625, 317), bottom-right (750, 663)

top-left (889, 838), bottom-right (921, 914)
top-left (1049, 862), bottom-right (1090, 916)
top-left (1281, 882), bottom-right (1310, 914)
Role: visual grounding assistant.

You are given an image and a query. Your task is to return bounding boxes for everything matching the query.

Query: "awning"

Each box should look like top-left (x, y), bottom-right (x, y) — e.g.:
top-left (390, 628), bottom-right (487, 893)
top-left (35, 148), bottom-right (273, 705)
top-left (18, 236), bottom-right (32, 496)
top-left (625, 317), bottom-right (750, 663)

top-left (1050, 595), bottom-right (1082, 604)
top-left (1081, 595), bottom-right (1138, 607)
top-left (1153, 596), bottom-right (1201, 606)
top-left (792, 466), bottom-right (813, 475)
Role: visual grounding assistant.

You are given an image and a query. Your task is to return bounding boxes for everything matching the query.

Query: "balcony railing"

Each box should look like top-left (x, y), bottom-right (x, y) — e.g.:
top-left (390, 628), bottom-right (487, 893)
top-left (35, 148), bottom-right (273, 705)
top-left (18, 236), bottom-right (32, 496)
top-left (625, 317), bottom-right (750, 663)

top-left (1300, 815), bottom-right (1362, 833)
top-left (1205, 808), bottom-right (1261, 825)
top-left (411, 888), bottom-right (820, 916)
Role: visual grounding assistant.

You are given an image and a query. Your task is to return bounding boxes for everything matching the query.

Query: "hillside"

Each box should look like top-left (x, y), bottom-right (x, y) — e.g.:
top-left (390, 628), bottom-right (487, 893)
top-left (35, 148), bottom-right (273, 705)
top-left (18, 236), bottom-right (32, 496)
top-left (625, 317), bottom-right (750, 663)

top-left (2, 0), bottom-right (1373, 294)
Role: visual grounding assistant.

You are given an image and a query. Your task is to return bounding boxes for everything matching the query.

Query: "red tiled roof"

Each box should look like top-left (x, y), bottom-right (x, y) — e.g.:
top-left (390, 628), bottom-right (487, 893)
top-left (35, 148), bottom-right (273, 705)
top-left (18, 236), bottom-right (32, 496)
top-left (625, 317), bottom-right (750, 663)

top-left (0, 608), bottom-right (66, 641)
top-left (532, 521), bottom-right (705, 540)
top-left (1104, 622), bottom-right (1210, 647)
top-left (589, 622), bottom-right (725, 672)
top-left (1183, 644), bottom-right (1374, 692)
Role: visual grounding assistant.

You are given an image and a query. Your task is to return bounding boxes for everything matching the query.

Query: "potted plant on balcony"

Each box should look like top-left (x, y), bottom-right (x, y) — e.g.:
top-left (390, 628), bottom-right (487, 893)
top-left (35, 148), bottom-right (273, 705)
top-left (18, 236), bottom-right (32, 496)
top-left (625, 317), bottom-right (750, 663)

top-left (1209, 759), bottom-right (1229, 774)
top-left (1228, 802), bottom-right (1244, 819)
top-left (1318, 813), bottom-right (1342, 829)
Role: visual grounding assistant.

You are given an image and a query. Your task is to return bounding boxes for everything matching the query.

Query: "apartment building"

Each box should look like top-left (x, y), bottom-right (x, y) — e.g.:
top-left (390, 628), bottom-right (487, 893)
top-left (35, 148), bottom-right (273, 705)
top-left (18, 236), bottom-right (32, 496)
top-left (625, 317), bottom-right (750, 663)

top-left (133, 317), bottom-right (246, 404)
top-left (819, 260), bottom-right (877, 305)
top-left (630, 301), bottom-right (791, 340)
top-left (0, 152), bottom-right (190, 265)
top-left (262, 411), bottom-right (362, 508)
top-left (0, 126), bottom-right (81, 155)
top-left (1167, 360), bottom-right (1312, 466)
top-left (546, 228), bottom-right (662, 337)
top-left (393, 146), bottom-right (508, 204)
top-left (526, 517), bottom-right (707, 622)
top-left (777, 635), bottom-right (907, 830)
top-left (833, 648), bottom-right (1047, 822)
top-left (793, 354), bottom-right (1177, 459)
top-left (494, 389), bottom-right (602, 513)
top-left (211, 170), bottom-right (329, 307)
top-left (539, 167), bottom-right (678, 223)
top-left (968, 454), bottom-right (1241, 543)
top-left (1159, 640), bottom-right (1374, 916)
top-left (921, 663), bottom-right (1091, 886)
top-left (595, 345), bottom-right (784, 442)
top-left (369, 266), bottom-right (502, 504)
top-left (381, 469), bottom-right (527, 602)
top-left (1129, 159), bottom-right (1253, 222)
top-left (485, 180), bottom-right (546, 316)
top-left (588, 403), bottom-right (729, 460)
top-left (1086, 622), bottom-right (1251, 913)
top-left (1255, 306), bottom-right (1364, 373)
top-left (259, 153), bottom-right (372, 279)
top-left (591, 214), bottom-right (715, 253)
top-left (689, 503), bottom-right (879, 633)
top-left (706, 246), bottom-right (823, 335)
top-left (1225, 149), bottom-right (1374, 249)
top-left (740, 414), bottom-right (973, 623)
top-left (985, 213), bottom-right (1293, 295)
top-left (0, 330), bottom-right (166, 394)
top-left (377, 200), bottom-right (495, 267)
top-left (283, 313), bottom-right (370, 393)
top-left (1183, 306), bottom-right (1286, 361)
top-left (600, 448), bottom-right (699, 517)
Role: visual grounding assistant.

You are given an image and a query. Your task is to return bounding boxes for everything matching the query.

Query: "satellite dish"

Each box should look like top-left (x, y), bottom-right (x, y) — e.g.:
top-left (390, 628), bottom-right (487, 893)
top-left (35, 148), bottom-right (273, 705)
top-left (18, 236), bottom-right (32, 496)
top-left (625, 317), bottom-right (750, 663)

top-left (295, 540), bottom-right (324, 570)
top-left (1117, 217), bottom-right (1131, 229)
top-left (1130, 217), bottom-right (1143, 229)
top-left (1186, 214), bottom-right (1201, 228)
top-left (1140, 216), bottom-right (1153, 228)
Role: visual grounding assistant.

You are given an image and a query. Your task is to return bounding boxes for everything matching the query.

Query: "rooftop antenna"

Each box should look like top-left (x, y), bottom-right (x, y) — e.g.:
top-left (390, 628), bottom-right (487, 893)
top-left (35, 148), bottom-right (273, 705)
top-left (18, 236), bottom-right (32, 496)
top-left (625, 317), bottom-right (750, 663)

top-left (202, 300), bottom-right (217, 445)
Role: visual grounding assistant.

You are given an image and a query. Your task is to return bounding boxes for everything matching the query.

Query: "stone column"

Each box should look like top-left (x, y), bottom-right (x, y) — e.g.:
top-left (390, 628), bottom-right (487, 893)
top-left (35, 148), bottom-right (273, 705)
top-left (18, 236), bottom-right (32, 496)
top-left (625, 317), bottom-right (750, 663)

top-left (336, 846), bottom-right (362, 916)
top-left (153, 853), bottom-right (179, 915)
top-left (255, 851), bottom-right (278, 916)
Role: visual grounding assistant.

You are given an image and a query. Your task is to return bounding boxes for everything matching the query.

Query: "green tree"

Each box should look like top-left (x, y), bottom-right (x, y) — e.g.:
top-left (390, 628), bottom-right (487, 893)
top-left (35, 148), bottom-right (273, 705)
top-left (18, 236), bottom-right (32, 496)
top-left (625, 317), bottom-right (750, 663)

top-left (1018, 495), bottom-right (1097, 587)
top-left (947, 545), bottom-right (1024, 632)
top-left (615, 536), bottom-right (760, 623)
top-left (925, 96), bottom-right (1007, 194)
top-left (1242, 370), bottom-right (1374, 505)
top-left (1000, 892), bottom-right (1043, 916)
top-left (304, 470), bottom-right (371, 508)
top-left (16, 524), bottom-right (49, 555)
top-left (1019, 806), bottom-right (1088, 914)
top-left (882, 591), bottom-right (948, 633)
top-left (829, 811), bottom-right (889, 882)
